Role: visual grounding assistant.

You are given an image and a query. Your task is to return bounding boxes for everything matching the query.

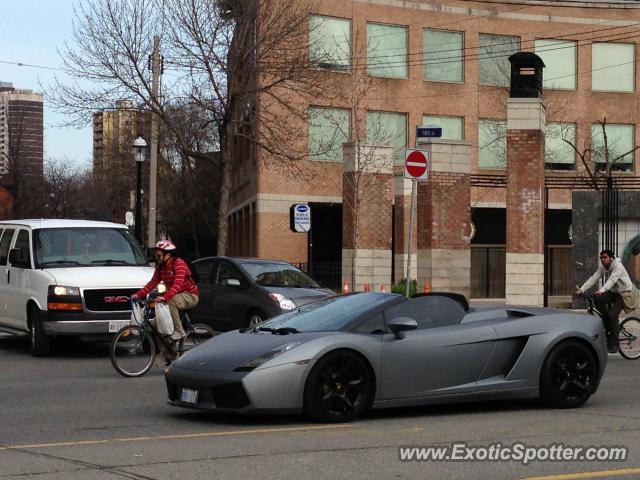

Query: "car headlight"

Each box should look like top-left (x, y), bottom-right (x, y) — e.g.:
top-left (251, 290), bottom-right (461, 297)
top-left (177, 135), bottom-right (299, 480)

top-left (47, 285), bottom-right (82, 311)
top-left (269, 293), bottom-right (296, 310)
top-left (234, 341), bottom-right (303, 372)
top-left (51, 285), bottom-right (80, 296)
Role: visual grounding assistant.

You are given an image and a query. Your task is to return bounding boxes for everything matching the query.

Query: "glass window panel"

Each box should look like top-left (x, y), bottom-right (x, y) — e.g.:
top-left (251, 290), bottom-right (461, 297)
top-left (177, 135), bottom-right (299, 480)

top-left (535, 39), bottom-right (576, 90)
top-left (479, 34), bottom-right (520, 86)
top-left (309, 15), bottom-right (351, 70)
top-left (478, 119), bottom-right (506, 169)
top-left (424, 29), bottom-right (463, 83)
top-left (545, 122), bottom-right (576, 167)
top-left (591, 123), bottom-right (634, 171)
top-left (423, 115), bottom-right (464, 140)
top-left (592, 42), bottom-right (635, 92)
top-left (367, 23), bottom-right (408, 78)
top-left (309, 107), bottom-right (350, 162)
top-left (366, 111), bottom-right (407, 165)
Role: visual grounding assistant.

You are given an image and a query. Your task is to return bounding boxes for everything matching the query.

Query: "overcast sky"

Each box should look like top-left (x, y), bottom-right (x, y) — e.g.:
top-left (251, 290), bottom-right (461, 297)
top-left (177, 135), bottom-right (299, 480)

top-left (0, 0), bottom-right (92, 168)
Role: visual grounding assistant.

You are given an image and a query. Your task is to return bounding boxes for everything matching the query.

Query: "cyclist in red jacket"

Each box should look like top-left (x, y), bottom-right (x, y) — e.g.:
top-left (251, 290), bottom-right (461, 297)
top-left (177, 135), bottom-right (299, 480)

top-left (132, 240), bottom-right (199, 340)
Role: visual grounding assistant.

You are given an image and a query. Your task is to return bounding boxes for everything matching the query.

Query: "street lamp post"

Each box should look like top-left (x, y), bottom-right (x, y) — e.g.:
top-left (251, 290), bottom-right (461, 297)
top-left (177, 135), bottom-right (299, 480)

top-left (133, 136), bottom-right (147, 244)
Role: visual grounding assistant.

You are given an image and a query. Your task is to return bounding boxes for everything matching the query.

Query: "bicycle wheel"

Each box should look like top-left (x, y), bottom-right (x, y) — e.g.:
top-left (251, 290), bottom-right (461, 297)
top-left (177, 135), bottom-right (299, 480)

top-left (110, 325), bottom-right (157, 377)
top-left (618, 317), bottom-right (640, 360)
top-left (180, 323), bottom-right (216, 353)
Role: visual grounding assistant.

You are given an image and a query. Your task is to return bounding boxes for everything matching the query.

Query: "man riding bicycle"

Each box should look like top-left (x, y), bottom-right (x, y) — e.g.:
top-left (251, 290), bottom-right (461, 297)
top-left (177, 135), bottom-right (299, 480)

top-left (576, 249), bottom-right (640, 353)
top-left (132, 240), bottom-right (199, 341)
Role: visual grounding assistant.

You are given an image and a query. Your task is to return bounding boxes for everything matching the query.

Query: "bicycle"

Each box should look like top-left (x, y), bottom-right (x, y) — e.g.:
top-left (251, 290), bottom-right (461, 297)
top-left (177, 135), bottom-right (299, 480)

top-left (110, 297), bottom-right (216, 377)
top-left (582, 293), bottom-right (640, 360)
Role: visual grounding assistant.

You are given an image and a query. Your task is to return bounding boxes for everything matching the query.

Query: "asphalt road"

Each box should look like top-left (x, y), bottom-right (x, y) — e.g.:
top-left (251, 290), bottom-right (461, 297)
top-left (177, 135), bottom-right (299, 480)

top-left (1, 333), bottom-right (640, 480)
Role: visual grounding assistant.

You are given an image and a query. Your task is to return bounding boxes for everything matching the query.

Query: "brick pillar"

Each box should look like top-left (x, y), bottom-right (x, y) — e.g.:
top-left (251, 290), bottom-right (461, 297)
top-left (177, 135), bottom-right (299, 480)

top-left (506, 98), bottom-right (546, 306)
top-left (394, 175), bottom-right (417, 284)
top-left (416, 140), bottom-right (472, 298)
top-left (342, 143), bottom-right (394, 291)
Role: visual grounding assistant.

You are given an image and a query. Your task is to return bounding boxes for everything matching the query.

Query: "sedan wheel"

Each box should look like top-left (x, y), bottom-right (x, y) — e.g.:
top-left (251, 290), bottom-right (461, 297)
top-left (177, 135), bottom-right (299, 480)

top-left (540, 340), bottom-right (597, 408)
top-left (304, 350), bottom-right (373, 422)
top-left (247, 311), bottom-right (264, 329)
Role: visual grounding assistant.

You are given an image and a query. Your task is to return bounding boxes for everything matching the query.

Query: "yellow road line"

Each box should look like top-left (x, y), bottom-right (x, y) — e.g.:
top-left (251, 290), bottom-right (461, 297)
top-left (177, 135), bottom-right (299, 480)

top-left (522, 467), bottom-right (640, 480)
top-left (0, 424), bottom-right (354, 451)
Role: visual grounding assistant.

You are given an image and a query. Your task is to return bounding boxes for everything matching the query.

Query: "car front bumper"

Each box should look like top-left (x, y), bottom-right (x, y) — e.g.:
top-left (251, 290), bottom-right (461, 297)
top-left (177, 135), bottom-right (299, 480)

top-left (41, 310), bottom-right (132, 336)
top-left (165, 361), bottom-right (308, 414)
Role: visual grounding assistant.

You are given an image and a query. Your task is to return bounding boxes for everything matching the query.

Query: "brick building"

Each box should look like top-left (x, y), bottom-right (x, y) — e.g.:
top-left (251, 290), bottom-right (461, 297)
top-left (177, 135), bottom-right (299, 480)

top-left (226, 0), bottom-right (640, 303)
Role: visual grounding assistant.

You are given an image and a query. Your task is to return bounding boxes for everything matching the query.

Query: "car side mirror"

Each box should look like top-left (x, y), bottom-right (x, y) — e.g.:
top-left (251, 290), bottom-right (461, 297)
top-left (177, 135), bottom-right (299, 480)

top-left (9, 248), bottom-right (29, 269)
top-left (388, 316), bottom-right (418, 339)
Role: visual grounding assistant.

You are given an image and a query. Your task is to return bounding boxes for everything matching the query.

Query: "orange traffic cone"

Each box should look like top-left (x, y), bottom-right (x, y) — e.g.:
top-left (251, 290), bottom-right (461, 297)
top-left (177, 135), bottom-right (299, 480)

top-left (380, 284), bottom-right (386, 292)
top-left (423, 280), bottom-right (431, 293)
top-left (342, 280), bottom-right (350, 293)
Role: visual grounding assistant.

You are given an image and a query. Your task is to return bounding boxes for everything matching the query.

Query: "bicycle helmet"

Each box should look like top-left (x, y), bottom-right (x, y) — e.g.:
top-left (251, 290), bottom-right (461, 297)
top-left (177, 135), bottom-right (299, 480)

top-left (155, 239), bottom-right (176, 251)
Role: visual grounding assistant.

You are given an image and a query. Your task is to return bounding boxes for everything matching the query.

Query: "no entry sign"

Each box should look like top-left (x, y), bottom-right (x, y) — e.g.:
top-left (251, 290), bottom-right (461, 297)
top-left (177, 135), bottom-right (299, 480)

top-left (404, 149), bottom-right (430, 180)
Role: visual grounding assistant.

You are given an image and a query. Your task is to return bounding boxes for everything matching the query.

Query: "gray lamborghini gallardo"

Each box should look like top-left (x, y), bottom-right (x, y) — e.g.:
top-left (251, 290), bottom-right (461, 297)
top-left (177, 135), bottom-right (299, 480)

top-left (165, 292), bottom-right (607, 422)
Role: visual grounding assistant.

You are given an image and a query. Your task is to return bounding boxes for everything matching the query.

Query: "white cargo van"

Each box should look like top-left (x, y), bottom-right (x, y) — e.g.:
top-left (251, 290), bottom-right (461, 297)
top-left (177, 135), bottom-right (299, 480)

top-left (0, 219), bottom-right (154, 356)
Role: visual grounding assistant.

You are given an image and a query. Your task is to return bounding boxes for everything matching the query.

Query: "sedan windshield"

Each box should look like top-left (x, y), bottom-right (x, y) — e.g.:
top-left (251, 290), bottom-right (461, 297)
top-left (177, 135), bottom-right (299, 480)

top-left (259, 293), bottom-right (396, 332)
top-left (34, 228), bottom-right (147, 268)
top-left (239, 261), bottom-right (321, 288)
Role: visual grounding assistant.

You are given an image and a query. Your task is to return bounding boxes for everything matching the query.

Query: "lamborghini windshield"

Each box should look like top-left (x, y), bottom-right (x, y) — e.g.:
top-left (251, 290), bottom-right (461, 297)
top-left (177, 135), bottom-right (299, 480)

top-left (258, 292), bottom-right (397, 332)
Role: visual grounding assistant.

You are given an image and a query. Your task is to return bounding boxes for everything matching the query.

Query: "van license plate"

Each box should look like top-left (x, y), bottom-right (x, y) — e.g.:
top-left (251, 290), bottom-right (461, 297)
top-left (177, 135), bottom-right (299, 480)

top-left (181, 388), bottom-right (198, 405)
top-left (108, 320), bottom-right (130, 333)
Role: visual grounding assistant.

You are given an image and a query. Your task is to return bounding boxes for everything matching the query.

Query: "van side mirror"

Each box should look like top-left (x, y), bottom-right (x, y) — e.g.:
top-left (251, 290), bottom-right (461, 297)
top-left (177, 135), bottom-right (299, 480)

top-left (9, 248), bottom-right (29, 269)
top-left (387, 316), bottom-right (418, 339)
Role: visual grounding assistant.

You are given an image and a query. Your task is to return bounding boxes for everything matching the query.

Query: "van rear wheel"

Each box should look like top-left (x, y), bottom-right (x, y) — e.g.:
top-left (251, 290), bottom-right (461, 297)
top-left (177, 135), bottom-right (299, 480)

top-left (29, 305), bottom-right (51, 357)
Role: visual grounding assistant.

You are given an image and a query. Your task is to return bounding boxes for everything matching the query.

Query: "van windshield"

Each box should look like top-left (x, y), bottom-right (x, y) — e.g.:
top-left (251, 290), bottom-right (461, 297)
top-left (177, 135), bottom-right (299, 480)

top-left (33, 228), bottom-right (147, 268)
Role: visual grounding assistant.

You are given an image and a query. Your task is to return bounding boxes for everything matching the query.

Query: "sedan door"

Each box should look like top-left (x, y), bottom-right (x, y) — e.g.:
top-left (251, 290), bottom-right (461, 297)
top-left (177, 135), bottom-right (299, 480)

top-left (189, 258), bottom-right (219, 327)
top-left (379, 296), bottom-right (497, 400)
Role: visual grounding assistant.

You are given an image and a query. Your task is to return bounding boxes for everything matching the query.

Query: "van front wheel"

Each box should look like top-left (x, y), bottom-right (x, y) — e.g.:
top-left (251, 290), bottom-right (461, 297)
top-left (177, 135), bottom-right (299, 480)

top-left (29, 305), bottom-right (51, 357)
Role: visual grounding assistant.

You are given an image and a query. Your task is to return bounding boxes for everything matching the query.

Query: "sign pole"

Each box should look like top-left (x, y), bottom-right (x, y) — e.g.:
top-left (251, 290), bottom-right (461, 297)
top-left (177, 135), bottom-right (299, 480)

top-left (405, 179), bottom-right (417, 298)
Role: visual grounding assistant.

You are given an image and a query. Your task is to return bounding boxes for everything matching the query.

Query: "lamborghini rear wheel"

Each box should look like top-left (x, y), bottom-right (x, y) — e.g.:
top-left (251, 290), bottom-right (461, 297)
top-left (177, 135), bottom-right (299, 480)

top-left (304, 350), bottom-right (374, 423)
top-left (540, 340), bottom-right (598, 408)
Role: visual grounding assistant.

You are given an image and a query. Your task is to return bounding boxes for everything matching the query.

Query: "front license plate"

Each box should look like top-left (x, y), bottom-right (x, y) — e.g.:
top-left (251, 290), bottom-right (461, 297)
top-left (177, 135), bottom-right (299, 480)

top-left (108, 320), bottom-right (130, 333)
top-left (181, 388), bottom-right (199, 405)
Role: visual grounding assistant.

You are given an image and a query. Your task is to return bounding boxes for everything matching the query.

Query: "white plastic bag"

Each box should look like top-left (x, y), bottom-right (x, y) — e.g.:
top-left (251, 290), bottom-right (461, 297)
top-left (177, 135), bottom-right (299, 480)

top-left (130, 302), bottom-right (144, 325)
top-left (155, 302), bottom-right (174, 335)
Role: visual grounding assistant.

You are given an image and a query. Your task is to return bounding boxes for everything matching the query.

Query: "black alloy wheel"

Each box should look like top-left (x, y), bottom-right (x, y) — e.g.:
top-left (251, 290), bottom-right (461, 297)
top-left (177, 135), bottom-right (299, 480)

top-left (304, 350), bottom-right (373, 422)
top-left (540, 340), bottom-right (597, 408)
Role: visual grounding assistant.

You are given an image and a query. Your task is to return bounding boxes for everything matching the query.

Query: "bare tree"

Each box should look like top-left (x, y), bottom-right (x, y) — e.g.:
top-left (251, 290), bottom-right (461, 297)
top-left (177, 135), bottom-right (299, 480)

top-left (49, 0), bottom-right (329, 254)
top-left (43, 159), bottom-right (94, 218)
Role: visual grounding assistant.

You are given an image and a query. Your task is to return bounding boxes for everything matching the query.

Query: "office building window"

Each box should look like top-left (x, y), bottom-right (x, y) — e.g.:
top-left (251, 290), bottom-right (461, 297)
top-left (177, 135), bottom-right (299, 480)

top-left (423, 115), bottom-right (464, 140)
top-left (424, 29), bottom-right (463, 83)
top-left (591, 123), bottom-right (634, 172)
top-left (309, 15), bottom-right (351, 70)
top-left (545, 122), bottom-right (576, 170)
top-left (479, 34), bottom-right (520, 86)
top-left (366, 111), bottom-right (407, 165)
top-left (535, 39), bottom-right (576, 90)
top-left (309, 107), bottom-right (350, 162)
top-left (367, 23), bottom-right (408, 78)
top-left (478, 119), bottom-right (506, 169)
top-left (592, 42), bottom-right (635, 92)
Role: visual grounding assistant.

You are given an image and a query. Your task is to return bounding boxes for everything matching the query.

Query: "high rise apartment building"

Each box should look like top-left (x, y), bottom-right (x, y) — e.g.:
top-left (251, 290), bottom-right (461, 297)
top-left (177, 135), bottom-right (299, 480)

top-left (92, 100), bottom-right (151, 222)
top-left (0, 82), bottom-right (44, 178)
